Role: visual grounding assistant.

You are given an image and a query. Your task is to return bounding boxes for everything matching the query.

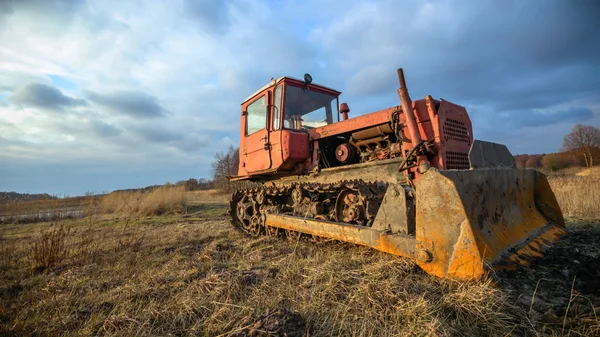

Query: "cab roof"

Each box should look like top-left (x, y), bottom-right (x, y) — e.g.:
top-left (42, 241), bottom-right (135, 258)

top-left (242, 76), bottom-right (341, 105)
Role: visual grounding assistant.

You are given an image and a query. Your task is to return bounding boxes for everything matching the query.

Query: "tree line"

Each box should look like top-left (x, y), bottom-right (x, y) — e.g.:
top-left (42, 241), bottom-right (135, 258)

top-left (514, 124), bottom-right (600, 171)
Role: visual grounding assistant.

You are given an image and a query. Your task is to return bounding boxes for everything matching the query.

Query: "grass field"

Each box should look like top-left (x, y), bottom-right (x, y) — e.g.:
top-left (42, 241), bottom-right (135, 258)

top-left (1, 210), bottom-right (599, 335)
top-left (1, 170), bottom-right (599, 336)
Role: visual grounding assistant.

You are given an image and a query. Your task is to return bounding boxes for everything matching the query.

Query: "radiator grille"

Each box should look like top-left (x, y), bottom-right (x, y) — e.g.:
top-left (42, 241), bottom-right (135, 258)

top-left (443, 118), bottom-right (471, 144)
top-left (446, 151), bottom-right (470, 170)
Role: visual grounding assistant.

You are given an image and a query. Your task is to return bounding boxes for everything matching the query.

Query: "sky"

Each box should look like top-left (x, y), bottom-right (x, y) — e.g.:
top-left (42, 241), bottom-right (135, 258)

top-left (0, 0), bottom-right (599, 196)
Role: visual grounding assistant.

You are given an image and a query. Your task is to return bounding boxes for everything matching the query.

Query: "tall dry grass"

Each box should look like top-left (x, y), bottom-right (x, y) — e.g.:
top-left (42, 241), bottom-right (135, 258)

top-left (28, 225), bottom-right (70, 271)
top-left (99, 185), bottom-right (186, 217)
top-left (186, 189), bottom-right (230, 204)
top-left (549, 174), bottom-right (600, 218)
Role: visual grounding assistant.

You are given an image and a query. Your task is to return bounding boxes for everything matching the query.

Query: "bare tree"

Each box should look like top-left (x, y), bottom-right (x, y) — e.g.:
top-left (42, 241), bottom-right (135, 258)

top-left (562, 124), bottom-right (600, 168)
top-left (211, 146), bottom-right (240, 191)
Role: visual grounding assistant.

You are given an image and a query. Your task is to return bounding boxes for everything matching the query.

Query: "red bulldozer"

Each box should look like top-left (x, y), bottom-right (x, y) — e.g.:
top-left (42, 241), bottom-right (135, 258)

top-left (229, 68), bottom-right (565, 280)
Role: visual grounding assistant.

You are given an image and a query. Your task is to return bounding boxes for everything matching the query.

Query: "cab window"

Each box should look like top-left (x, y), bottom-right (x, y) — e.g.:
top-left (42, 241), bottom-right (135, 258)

top-left (283, 85), bottom-right (337, 130)
top-left (246, 95), bottom-right (267, 135)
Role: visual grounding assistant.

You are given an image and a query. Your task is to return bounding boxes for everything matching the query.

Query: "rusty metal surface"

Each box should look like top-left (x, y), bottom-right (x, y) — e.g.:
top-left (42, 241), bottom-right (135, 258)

top-left (266, 214), bottom-right (416, 258)
top-left (371, 184), bottom-right (415, 235)
top-left (351, 124), bottom-right (394, 141)
top-left (271, 157), bottom-right (406, 187)
top-left (414, 168), bottom-right (566, 280)
top-left (468, 140), bottom-right (516, 169)
top-left (307, 107), bottom-right (396, 140)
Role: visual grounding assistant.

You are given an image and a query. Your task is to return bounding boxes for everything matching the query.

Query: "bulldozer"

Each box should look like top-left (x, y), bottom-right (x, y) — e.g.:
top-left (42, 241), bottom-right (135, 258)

top-left (228, 68), bottom-right (565, 280)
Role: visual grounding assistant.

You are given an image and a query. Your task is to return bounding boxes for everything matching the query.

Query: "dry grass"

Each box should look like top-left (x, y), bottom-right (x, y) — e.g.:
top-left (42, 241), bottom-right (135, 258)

top-left (548, 174), bottom-right (600, 218)
top-left (99, 186), bottom-right (186, 217)
top-left (547, 166), bottom-right (600, 177)
top-left (186, 189), bottom-right (230, 204)
top-left (0, 207), bottom-right (598, 336)
top-left (28, 225), bottom-right (70, 271)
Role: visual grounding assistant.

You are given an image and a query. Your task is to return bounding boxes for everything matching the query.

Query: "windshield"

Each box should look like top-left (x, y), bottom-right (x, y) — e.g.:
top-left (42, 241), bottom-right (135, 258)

top-left (283, 85), bottom-right (338, 129)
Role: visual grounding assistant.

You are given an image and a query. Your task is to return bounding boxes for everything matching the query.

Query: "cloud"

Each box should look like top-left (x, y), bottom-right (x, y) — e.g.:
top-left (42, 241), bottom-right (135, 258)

top-left (0, 0), bottom-right (598, 195)
top-left (85, 90), bottom-right (165, 118)
top-left (10, 83), bottom-right (87, 110)
top-left (134, 125), bottom-right (181, 143)
top-left (0, 0), bottom-right (85, 32)
top-left (90, 120), bottom-right (123, 138)
top-left (184, 0), bottom-right (234, 34)
top-left (129, 123), bottom-right (211, 153)
top-left (510, 107), bottom-right (594, 128)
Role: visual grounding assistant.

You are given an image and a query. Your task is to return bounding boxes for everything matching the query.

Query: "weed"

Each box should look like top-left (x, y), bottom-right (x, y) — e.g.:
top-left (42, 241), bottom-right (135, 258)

top-left (28, 225), bottom-right (70, 272)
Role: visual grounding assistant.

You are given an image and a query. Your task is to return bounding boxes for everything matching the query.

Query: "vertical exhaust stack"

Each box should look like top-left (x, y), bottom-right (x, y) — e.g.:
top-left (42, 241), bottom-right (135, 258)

top-left (396, 68), bottom-right (430, 176)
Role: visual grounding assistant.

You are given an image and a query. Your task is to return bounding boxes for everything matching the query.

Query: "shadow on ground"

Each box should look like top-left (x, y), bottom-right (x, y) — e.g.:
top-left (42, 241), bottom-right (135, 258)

top-left (497, 219), bottom-right (600, 324)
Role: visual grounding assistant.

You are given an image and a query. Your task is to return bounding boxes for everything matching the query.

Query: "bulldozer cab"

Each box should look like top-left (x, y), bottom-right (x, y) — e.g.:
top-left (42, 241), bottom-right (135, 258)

top-left (238, 77), bottom-right (340, 175)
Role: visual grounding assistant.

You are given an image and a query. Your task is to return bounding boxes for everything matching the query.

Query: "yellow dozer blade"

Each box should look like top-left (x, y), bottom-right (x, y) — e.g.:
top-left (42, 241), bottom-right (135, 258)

top-left (414, 140), bottom-right (565, 279)
top-left (415, 167), bottom-right (565, 279)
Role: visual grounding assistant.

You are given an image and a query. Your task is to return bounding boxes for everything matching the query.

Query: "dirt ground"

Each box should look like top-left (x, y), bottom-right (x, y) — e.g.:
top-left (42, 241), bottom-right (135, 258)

top-left (497, 219), bottom-right (600, 332)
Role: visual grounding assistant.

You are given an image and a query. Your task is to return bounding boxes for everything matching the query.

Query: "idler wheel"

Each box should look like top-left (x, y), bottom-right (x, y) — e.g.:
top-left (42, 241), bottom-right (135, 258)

top-left (335, 189), bottom-right (366, 225)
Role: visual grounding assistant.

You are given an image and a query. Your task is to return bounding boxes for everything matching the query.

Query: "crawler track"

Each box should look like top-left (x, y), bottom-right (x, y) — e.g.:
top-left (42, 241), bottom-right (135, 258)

top-left (229, 180), bottom-right (388, 240)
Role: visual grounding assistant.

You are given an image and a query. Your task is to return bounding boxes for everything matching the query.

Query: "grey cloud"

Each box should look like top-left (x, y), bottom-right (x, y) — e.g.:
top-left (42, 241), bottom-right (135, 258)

top-left (129, 124), bottom-right (210, 153)
top-left (90, 120), bottom-right (123, 138)
top-left (0, 1), bottom-right (13, 28)
top-left (184, 0), bottom-right (234, 34)
top-left (508, 107), bottom-right (594, 128)
top-left (0, 0), bottom-right (87, 37)
top-left (135, 126), bottom-right (182, 143)
top-left (0, 118), bottom-right (22, 134)
top-left (86, 90), bottom-right (165, 118)
top-left (175, 134), bottom-right (210, 152)
top-left (10, 83), bottom-right (87, 110)
top-left (0, 0), bottom-right (85, 25)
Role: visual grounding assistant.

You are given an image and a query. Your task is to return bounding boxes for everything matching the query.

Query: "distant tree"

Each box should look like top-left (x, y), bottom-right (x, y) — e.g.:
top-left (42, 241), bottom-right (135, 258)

top-left (211, 146), bottom-right (240, 191)
top-left (541, 153), bottom-right (570, 171)
top-left (525, 156), bottom-right (539, 168)
top-left (197, 178), bottom-right (213, 190)
top-left (183, 178), bottom-right (200, 191)
top-left (562, 124), bottom-right (600, 168)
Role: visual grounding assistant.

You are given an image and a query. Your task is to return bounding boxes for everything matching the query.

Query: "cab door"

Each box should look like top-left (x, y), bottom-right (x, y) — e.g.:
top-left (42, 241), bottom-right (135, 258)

top-left (243, 93), bottom-right (272, 172)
